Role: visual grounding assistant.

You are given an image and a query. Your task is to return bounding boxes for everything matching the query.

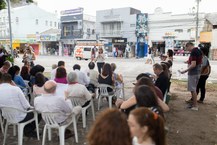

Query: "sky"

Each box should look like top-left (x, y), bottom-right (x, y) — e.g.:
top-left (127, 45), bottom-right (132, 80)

top-left (35, 0), bottom-right (217, 16)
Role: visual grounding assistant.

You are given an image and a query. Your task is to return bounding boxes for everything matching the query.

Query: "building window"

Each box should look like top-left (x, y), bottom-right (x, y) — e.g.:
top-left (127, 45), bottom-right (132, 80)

top-left (36, 19), bottom-right (39, 25)
top-left (87, 28), bottom-right (90, 34)
top-left (92, 29), bottom-right (95, 35)
top-left (3, 17), bottom-right (5, 22)
top-left (63, 26), bottom-right (71, 36)
top-left (130, 24), bottom-right (135, 27)
top-left (175, 29), bottom-right (183, 33)
top-left (54, 22), bottom-right (57, 27)
top-left (15, 17), bottom-right (19, 24)
top-left (50, 21), bottom-right (52, 27)
top-left (45, 20), bottom-right (48, 26)
top-left (187, 29), bottom-right (191, 33)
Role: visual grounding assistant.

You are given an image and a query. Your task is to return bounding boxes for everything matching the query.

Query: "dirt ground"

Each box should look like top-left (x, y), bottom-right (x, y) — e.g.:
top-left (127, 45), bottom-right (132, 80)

top-left (166, 80), bottom-right (217, 145)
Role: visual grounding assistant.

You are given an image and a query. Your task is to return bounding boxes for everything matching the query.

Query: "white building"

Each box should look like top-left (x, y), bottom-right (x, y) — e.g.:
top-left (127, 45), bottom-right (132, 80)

top-left (148, 7), bottom-right (206, 54)
top-left (202, 13), bottom-right (217, 60)
top-left (0, 3), bottom-right (59, 54)
top-left (60, 8), bottom-right (96, 56)
top-left (96, 7), bottom-right (142, 56)
top-left (83, 14), bottom-right (96, 39)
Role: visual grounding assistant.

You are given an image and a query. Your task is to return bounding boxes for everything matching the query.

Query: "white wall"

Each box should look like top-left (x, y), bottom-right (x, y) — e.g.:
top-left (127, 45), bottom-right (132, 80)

top-left (83, 14), bottom-right (96, 39)
top-left (212, 29), bottom-right (217, 49)
top-left (96, 7), bottom-right (138, 42)
top-left (10, 4), bottom-right (58, 39)
top-left (148, 9), bottom-right (206, 45)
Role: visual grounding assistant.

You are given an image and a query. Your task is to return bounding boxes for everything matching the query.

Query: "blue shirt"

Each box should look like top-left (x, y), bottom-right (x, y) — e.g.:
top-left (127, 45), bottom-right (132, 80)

top-left (14, 75), bottom-right (26, 88)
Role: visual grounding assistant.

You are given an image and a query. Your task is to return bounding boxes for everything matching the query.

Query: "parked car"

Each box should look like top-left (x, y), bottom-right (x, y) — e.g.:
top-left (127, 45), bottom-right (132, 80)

top-left (174, 48), bottom-right (190, 56)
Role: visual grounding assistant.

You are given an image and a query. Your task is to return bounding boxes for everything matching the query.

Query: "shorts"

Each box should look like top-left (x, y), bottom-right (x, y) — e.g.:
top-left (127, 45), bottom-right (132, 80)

top-left (188, 75), bottom-right (200, 92)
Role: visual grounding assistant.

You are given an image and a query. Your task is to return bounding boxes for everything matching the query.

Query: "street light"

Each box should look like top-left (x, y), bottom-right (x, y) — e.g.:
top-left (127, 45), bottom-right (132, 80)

top-left (195, 0), bottom-right (201, 46)
top-left (5, 0), bottom-right (14, 64)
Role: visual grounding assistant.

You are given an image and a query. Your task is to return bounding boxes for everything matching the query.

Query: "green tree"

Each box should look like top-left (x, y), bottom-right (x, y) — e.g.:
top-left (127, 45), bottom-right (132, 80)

top-left (0, 0), bottom-right (7, 10)
top-left (0, 0), bottom-right (34, 10)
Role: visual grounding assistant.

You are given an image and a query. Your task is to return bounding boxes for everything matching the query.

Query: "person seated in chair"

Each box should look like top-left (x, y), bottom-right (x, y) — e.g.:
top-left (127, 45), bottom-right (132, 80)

top-left (86, 62), bottom-right (98, 93)
top-left (0, 73), bottom-right (41, 138)
top-left (0, 61), bottom-right (11, 74)
top-left (73, 64), bottom-right (90, 86)
top-left (153, 63), bottom-right (169, 96)
top-left (65, 72), bottom-right (92, 108)
top-left (34, 80), bottom-right (79, 139)
top-left (34, 80), bottom-right (75, 124)
top-left (98, 63), bottom-right (115, 93)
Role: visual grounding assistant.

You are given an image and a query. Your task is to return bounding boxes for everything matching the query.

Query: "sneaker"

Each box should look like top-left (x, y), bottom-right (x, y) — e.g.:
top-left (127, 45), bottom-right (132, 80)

top-left (190, 106), bottom-right (199, 111)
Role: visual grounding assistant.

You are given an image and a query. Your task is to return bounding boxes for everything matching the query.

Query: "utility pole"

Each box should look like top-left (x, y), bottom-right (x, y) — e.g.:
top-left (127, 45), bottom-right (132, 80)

top-left (195, 0), bottom-right (201, 46)
top-left (6, 0), bottom-right (14, 63)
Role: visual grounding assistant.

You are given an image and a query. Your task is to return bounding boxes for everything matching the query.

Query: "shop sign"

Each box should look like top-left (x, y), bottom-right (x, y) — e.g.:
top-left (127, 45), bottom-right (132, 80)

top-left (27, 34), bottom-right (36, 38)
top-left (112, 38), bottom-right (127, 43)
top-left (13, 39), bottom-right (20, 43)
top-left (164, 32), bottom-right (175, 37)
top-left (60, 8), bottom-right (83, 15)
top-left (40, 35), bottom-right (51, 41)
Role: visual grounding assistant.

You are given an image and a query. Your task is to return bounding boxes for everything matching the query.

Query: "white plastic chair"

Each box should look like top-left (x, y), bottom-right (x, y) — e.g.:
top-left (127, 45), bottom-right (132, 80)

top-left (70, 97), bottom-right (95, 128)
top-left (115, 83), bottom-right (125, 101)
top-left (0, 110), bottom-right (4, 134)
top-left (97, 84), bottom-right (115, 110)
top-left (41, 112), bottom-right (78, 145)
top-left (81, 99), bottom-right (95, 128)
top-left (24, 80), bottom-right (33, 103)
top-left (1, 107), bottom-right (40, 145)
top-left (163, 90), bottom-right (168, 103)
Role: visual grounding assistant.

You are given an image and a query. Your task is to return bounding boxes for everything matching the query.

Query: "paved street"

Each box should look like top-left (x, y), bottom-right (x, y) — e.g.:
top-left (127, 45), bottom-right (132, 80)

top-left (1, 55), bottom-right (217, 145)
top-left (14, 55), bottom-right (217, 83)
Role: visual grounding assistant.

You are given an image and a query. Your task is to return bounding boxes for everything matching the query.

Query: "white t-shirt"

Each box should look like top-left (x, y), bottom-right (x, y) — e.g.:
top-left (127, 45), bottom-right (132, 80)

top-left (50, 68), bottom-right (57, 80)
top-left (34, 93), bottom-right (72, 124)
top-left (96, 54), bottom-right (105, 62)
top-left (132, 137), bottom-right (156, 145)
top-left (66, 83), bottom-right (91, 107)
top-left (0, 83), bottom-right (30, 122)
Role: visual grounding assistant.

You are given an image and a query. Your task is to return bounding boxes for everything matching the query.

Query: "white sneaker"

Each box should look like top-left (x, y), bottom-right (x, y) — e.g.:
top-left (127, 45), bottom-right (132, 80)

top-left (190, 106), bottom-right (198, 111)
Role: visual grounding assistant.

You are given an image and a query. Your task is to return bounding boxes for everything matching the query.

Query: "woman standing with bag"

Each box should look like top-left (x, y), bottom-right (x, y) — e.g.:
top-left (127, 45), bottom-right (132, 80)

top-left (196, 47), bottom-right (211, 103)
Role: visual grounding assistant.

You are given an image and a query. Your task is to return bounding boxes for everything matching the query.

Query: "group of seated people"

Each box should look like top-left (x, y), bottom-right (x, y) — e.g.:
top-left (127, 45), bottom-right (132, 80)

top-left (0, 60), bottom-right (124, 138)
top-left (0, 58), bottom-right (171, 144)
top-left (87, 59), bottom-right (172, 145)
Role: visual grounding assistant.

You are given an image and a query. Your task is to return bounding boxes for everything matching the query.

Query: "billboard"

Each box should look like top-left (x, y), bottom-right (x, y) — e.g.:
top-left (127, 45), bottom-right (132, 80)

top-left (135, 13), bottom-right (148, 42)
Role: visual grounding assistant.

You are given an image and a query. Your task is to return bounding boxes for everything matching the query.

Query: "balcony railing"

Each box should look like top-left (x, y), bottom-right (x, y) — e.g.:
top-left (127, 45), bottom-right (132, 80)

top-left (100, 30), bottom-right (122, 37)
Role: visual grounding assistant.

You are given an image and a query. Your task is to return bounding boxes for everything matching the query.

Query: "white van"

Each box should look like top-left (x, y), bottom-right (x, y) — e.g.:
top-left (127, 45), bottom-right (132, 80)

top-left (74, 46), bottom-right (99, 60)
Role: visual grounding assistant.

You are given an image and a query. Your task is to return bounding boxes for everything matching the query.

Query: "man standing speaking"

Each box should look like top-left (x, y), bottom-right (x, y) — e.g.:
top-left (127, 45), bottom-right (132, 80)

top-left (180, 42), bottom-right (202, 111)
